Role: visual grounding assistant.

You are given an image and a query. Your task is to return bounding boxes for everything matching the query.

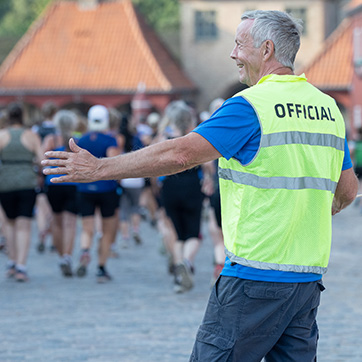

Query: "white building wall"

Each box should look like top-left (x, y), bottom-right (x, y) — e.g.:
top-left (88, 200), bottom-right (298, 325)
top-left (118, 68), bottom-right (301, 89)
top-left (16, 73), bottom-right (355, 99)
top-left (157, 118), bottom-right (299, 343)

top-left (180, 0), bottom-right (339, 110)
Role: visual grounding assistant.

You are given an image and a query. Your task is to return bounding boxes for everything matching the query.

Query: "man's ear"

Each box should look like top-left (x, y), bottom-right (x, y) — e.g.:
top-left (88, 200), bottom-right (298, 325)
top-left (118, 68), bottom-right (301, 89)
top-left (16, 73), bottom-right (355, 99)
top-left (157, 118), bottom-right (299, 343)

top-left (262, 40), bottom-right (275, 61)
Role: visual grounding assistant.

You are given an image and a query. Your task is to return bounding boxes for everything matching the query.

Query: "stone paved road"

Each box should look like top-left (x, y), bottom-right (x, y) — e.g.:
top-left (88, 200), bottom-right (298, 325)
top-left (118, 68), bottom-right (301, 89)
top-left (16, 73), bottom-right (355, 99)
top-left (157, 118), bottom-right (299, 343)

top-left (317, 203), bottom-right (362, 362)
top-left (0, 204), bottom-right (361, 362)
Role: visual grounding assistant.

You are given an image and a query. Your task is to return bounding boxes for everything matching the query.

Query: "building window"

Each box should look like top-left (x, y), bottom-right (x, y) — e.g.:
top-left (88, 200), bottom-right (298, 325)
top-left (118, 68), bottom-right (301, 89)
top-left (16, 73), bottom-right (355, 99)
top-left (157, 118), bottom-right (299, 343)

top-left (286, 8), bottom-right (307, 35)
top-left (194, 10), bottom-right (218, 41)
top-left (354, 27), bottom-right (362, 64)
top-left (354, 105), bottom-right (362, 129)
top-left (354, 27), bottom-right (362, 77)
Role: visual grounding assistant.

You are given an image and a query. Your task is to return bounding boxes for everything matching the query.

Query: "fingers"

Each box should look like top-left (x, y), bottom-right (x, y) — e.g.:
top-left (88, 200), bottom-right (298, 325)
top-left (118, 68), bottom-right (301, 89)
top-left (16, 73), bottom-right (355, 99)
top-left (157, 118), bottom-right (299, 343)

top-left (69, 138), bottom-right (81, 152)
top-left (50, 175), bottom-right (71, 183)
top-left (43, 150), bottom-right (69, 159)
top-left (41, 158), bottom-right (68, 168)
top-left (43, 166), bottom-right (67, 175)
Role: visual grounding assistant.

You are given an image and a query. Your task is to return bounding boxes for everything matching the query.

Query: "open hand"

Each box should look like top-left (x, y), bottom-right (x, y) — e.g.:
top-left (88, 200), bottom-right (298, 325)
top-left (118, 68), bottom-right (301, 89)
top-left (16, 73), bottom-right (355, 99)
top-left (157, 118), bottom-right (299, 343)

top-left (41, 138), bottom-right (101, 183)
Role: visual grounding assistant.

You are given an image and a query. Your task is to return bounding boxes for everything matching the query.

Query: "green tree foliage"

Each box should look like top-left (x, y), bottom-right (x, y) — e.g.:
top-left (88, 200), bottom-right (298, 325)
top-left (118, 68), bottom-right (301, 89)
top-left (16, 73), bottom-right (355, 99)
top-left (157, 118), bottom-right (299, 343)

top-left (0, 0), bottom-right (52, 37)
top-left (0, 0), bottom-right (12, 24)
top-left (132, 0), bottom-right (180, 32)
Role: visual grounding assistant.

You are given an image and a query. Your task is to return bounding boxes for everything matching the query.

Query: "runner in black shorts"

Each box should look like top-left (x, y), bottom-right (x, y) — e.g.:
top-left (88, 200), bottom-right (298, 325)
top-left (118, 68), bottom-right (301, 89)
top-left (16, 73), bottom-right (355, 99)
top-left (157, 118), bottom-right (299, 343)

top-left (0, 103), bottom-right (43, 282)
top-left (162, 169), bottom-right (203, 242)
top-left (75, 105), bottom-right (120, 283)
top-left (42, 109), bottom-right (79, 277)
top-left (34, 101), bottom-right (58, 253)
top-left (159, 101), bottom-right (214, 293)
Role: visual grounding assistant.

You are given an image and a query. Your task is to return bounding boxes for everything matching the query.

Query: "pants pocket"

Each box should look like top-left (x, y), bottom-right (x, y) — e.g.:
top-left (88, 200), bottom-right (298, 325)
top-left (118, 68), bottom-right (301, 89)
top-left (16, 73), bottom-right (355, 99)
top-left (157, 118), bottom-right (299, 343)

top-left (190, 328), bottom-right (235, 362)
top-left (239, 282), bottom-right (294, 336)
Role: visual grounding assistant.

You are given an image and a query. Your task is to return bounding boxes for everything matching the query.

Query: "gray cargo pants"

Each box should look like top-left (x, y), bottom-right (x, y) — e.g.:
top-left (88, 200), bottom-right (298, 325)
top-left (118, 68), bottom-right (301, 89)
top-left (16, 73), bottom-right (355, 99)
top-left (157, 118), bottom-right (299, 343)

top-left (189, 276), bottom-right (324, 362)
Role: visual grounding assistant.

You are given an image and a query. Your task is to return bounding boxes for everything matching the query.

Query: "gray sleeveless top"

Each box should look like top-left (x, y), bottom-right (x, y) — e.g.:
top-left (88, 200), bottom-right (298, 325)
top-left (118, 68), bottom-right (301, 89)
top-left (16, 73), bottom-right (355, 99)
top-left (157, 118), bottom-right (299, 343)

top-left (0, 128), bottom-right (37, 192)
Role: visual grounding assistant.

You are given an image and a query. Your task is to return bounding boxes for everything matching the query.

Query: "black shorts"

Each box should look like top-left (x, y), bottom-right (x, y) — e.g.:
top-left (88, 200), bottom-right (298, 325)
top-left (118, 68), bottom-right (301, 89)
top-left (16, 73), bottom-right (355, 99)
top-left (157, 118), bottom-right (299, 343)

top-left (354, 166), bottom-right (362, 180)
top-left (0, 189), bottom-right (36, 219)
top-left (162, 173), bottom-right (203, 241)
top-left (78, 190), bottom-right (119, 218)
top-left (46, 184), bottom-right (78, 214)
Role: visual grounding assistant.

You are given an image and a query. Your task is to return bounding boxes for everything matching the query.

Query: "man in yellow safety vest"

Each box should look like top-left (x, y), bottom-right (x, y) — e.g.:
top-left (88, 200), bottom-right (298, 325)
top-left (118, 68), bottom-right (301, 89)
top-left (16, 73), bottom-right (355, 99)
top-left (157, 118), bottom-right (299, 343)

top-left (42, 10), bottom-right (358, 362)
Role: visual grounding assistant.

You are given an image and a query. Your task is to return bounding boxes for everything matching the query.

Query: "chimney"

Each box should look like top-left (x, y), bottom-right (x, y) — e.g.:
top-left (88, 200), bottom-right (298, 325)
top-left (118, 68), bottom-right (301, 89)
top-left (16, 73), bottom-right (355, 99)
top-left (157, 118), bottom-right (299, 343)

top-left (78, 0), bottom-right (99, 10)
top-left (131, 83), bottom-right (152, 126)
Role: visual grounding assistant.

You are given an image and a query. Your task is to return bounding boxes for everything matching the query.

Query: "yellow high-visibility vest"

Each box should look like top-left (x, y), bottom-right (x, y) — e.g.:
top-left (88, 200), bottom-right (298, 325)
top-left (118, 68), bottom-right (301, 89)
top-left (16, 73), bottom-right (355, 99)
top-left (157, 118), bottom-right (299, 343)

top-left (219, 74), bottom-right (345, 274)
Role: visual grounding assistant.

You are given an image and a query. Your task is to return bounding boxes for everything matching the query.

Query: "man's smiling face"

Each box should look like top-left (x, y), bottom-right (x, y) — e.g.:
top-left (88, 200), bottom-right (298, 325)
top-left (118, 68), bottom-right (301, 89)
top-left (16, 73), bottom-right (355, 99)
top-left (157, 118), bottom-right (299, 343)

top-left (230, 19), bottom-right (263, 87)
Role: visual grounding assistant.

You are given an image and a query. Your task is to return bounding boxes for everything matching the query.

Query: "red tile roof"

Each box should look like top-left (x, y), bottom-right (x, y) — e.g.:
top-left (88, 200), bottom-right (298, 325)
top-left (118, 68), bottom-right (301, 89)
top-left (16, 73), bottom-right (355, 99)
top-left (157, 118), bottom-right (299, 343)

top-left (0, 0), bottom-right (195, 94)
top-left (303, 18), bottom-right (353, 91)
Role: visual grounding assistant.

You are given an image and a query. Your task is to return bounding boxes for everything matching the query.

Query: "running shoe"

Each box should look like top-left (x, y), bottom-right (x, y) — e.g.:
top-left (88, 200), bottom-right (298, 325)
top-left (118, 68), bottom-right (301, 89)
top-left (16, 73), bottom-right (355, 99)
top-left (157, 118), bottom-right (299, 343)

top-left (60, 259), bottom-right (73, 277)
top-left (76, 251), bottom-right (90, 277)
top-left (174, 262), bottom-right (194, 293)
top-left (37, 242), bottom-right (45, 253)
top-left (37, 229), bottom-right (48, 253)
top-left (15, 269), bottom-right (29, 282)
top-left (6, 265), bottom-right (16, 278)
top-left (96, 268), bottom-right (112, 283)
top-left (133, 233), bottom-right (142, 245)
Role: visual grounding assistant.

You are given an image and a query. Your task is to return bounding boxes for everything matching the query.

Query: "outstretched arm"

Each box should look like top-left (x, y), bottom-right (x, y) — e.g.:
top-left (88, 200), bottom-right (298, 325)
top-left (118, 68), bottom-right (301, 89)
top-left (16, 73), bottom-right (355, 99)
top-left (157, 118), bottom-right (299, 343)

top-left (42, 132), bottom-right (221, 183)
top-left (332, 168), bottom-right (358, 215)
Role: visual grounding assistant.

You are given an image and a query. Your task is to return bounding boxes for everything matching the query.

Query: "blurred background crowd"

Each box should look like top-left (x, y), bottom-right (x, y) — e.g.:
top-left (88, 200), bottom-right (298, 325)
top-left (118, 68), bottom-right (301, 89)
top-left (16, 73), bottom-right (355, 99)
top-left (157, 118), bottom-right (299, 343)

top-left (0, 97), bottom-right (226, 294)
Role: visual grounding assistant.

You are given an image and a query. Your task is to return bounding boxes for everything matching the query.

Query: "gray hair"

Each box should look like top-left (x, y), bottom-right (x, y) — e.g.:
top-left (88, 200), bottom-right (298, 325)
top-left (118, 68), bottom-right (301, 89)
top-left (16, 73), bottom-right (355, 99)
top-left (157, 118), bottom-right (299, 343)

top-left (164, 100), bottom-right (195, 137)
top-left (41, 101), bottom-right (57, 120)
top-left (108, 107), bottom-right (121, 130)
top-left (241, 10), bottom-right (303, 70)
top-left (53, 110), bottom-right (78, 150)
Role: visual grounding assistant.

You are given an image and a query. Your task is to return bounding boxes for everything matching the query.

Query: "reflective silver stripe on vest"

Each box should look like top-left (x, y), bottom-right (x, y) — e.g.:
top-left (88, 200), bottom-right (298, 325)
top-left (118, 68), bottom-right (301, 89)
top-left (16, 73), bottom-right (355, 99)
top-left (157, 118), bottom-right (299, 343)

top-left (261, 131), bottom-right (344, 151)
top-left (219, 167), bottom-right (337, 193)
top-left (225, 249), bottom-right (327, 274)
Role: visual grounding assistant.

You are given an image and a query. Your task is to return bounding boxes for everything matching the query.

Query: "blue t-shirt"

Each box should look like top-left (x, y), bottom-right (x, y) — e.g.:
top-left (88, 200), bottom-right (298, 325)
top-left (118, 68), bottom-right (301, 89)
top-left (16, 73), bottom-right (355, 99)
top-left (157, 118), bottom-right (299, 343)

top-left (193, 96), bottom-right (353, 283)
top-left (77, 132), bottom-right (118, 193)
top-left (45, 145), bottom-right (78, 186)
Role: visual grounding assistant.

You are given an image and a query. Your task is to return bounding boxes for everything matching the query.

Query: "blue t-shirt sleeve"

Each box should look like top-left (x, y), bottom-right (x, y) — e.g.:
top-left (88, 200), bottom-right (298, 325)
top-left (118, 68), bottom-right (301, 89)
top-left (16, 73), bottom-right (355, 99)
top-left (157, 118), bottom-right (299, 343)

top-left (342, 137), bottom-right (352, 171)
top-left (193, 96), bottom-right (260, 165)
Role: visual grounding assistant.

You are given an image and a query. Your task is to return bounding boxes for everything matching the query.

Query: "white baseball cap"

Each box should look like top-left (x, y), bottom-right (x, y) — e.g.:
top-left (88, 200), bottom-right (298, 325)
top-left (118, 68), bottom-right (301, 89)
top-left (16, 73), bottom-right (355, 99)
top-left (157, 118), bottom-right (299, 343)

top-left (87, 105), bottom-right (109, 131)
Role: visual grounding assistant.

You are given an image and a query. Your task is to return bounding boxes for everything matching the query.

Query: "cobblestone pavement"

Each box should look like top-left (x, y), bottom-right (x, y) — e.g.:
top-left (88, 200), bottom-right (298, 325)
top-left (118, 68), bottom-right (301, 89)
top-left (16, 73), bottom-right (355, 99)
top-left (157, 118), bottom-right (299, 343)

top-left (0, 204), bottom-right (361, 362)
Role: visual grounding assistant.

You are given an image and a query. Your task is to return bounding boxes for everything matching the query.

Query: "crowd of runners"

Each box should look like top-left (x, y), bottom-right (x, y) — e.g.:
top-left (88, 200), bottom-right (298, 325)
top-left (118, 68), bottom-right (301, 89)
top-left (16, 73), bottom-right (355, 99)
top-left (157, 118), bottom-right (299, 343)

top-left (0, 98), bottom-right (226, 293)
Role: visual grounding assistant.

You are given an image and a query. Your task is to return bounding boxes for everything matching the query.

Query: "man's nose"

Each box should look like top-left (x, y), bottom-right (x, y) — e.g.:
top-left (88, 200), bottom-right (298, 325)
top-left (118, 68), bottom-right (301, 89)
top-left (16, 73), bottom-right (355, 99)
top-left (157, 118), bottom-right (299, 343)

top-left (230, 46), bottom-right (237, 59)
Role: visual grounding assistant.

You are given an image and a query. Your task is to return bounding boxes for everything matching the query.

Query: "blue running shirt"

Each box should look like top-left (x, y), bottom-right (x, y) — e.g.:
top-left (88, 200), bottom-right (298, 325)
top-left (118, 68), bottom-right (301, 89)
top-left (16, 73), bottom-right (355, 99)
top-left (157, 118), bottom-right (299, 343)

top-left (77, 132), bottom-right (118, 193)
